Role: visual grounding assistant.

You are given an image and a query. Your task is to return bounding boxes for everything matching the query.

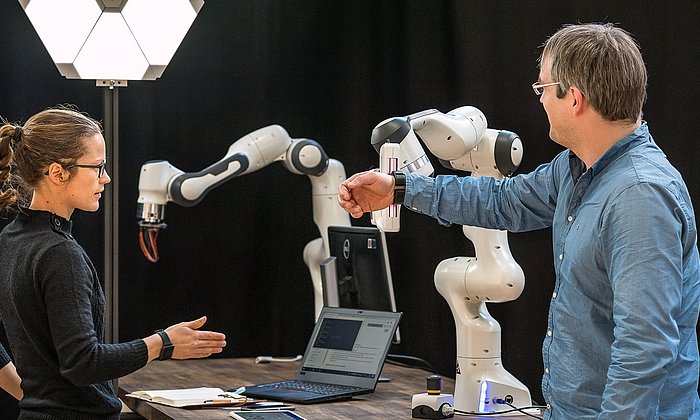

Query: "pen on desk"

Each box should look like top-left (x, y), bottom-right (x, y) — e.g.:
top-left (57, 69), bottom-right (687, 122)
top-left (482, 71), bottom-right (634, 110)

top-left (241, 407), bottom-right (295, 411)
top-left (204, 399), bottom-right (233, 403)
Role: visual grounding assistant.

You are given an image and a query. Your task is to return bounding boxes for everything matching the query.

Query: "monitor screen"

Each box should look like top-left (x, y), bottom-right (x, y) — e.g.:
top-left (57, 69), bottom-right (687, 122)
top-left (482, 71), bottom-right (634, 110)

top-left (323, 226), bottom-right (400, 343)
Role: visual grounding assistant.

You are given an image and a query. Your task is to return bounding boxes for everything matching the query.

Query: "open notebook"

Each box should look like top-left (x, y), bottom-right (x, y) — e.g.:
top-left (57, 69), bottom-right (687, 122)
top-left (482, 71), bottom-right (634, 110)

top-left (126, 386), bottom-right (251, 408)
top-left (243, 307), bottom-right (401, 404)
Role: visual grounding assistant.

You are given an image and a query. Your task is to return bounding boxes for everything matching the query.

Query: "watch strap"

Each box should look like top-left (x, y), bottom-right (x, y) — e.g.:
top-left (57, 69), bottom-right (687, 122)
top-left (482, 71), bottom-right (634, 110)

top-left (391, 171), bottom-right (406, 205)
top-left (155, 329), bottom-right (174, 361)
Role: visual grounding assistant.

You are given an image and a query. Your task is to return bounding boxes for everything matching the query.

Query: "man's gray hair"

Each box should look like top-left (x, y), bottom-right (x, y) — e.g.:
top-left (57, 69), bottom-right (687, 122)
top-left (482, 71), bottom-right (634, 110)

top-left (541, 23), bottom-right (647, 122)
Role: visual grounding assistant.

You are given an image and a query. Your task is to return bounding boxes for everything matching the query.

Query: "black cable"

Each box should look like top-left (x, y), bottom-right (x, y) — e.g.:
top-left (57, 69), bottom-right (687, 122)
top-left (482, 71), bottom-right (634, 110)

top-left (503, 401), bottom-right (544, 419)
top-left (454, 404), bottom-right (546, 419)
top-left (385, 353), bottom-right (438, 373)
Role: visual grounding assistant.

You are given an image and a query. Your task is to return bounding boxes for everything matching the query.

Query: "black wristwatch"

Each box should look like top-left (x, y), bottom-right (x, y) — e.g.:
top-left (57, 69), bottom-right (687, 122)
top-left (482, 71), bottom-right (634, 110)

top-left (391, 171), bottom-right (406, 205)
top-left (155, 329), bottom-right (174, 360)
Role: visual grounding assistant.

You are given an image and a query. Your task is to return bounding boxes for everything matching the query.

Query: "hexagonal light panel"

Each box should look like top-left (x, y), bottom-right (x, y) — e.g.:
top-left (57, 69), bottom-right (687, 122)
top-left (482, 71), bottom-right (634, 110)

top-left (19, 0), bottom-right (204, 80)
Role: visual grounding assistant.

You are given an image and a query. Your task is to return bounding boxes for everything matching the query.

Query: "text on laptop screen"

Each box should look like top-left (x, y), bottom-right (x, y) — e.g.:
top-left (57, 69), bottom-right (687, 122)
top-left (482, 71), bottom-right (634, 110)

top-left (300, 312), bottom-right (397, 378)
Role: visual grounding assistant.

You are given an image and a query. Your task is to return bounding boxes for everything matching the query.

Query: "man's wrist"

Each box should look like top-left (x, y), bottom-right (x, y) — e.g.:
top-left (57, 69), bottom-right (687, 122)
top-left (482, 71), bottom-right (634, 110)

top-left (391, 171), bottom-right (406, 205)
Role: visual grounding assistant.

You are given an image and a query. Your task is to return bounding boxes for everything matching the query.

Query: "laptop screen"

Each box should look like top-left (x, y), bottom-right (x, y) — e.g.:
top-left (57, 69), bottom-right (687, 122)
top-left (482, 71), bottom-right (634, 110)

top-left (297, 307), bottom-right (401, 389)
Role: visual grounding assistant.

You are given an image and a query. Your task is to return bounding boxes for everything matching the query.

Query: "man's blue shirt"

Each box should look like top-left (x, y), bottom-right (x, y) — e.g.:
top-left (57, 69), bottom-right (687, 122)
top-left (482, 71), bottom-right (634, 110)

top-left (404, 123), bottom-right (700, 419)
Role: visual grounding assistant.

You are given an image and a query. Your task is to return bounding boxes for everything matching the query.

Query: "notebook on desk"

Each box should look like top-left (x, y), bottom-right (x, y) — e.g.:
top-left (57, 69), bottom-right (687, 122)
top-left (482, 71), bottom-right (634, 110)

top-left (242, 307), bottom-right (401, 404)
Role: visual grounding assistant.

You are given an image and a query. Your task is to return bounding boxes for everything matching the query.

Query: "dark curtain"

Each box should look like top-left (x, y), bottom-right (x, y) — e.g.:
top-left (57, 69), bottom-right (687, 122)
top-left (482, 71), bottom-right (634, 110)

top-left (1, 1), bottom-right (698, 412)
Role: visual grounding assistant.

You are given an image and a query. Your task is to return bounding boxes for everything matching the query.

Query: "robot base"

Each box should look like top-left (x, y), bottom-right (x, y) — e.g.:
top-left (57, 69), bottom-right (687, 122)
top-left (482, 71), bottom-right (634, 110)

top-left (454, 356), bottom-right (532, 415)
top-left (411, 393), bottom-right (454, 419)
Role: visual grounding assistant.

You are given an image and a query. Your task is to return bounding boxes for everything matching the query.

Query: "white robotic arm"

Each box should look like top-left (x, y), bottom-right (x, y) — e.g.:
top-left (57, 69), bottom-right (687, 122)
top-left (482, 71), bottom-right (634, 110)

top-left (136, 124), bottom-right (350, 320)
top-left (371, 106), bottom-right (522, 179)
top-left (370, 107), bottom-right (532, 414)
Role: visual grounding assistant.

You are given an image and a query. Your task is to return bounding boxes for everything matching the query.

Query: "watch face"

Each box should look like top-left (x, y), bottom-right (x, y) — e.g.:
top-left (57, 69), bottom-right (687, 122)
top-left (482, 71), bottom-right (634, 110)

top-left (160, 345), bottom-right (174, 360)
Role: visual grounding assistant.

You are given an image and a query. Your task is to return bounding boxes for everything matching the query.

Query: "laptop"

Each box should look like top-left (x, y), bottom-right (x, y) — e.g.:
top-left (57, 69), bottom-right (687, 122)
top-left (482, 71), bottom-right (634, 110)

top-left (242, 307), bottom-right (402, 404)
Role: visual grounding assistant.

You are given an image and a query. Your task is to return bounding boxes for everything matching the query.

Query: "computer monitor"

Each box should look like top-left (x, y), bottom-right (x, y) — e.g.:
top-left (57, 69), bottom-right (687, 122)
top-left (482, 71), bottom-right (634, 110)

top-left (322, 226), bottom-right (401, 344)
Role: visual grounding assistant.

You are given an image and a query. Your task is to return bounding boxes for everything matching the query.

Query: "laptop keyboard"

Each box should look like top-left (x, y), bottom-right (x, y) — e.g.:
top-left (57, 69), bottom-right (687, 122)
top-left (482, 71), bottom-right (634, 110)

top-left (261, 380), bottom-right (364, 395)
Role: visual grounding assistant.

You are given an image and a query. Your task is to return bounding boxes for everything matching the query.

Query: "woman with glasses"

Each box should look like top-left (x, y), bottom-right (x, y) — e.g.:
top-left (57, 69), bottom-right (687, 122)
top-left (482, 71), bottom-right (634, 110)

top-left (0, 106), bottom-right (227, 419)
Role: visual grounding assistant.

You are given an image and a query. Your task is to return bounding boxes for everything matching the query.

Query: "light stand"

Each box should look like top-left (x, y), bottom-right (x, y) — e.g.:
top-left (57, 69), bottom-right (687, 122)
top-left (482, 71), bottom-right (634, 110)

top-left (19, 0), bottom-right (205, 348)
top-left (99, 79), bottom-right (125, 344)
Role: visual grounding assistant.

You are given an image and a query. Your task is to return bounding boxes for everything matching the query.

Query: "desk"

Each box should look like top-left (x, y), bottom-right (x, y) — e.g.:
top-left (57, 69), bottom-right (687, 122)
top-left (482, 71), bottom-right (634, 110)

top-left (119, 358), bottom-right (541, 419)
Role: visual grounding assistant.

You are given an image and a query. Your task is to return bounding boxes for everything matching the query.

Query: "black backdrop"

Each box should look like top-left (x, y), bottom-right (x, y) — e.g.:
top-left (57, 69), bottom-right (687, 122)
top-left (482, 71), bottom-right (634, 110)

top-left (1, 0), bottom-right (698, 414)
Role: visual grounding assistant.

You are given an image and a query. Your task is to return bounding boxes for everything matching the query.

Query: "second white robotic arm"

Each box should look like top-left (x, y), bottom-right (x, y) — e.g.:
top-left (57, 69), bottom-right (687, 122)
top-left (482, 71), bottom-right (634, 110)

top-left (137, 125), bottom-right (334, 222)
top-left (136, 124), bottom-right (350, 319)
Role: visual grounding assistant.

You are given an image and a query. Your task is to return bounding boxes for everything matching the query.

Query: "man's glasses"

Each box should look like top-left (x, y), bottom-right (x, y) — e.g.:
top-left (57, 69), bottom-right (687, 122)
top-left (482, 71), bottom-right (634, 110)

top-left (70, 160), bottom-right (107, 178)
top-left (532, 81), bottom-right (561, 95)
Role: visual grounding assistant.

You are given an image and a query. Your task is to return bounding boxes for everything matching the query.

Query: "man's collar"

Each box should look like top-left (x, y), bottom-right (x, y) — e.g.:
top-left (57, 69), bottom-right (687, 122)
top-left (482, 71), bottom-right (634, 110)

top-left (569, 122), bottom-right (649, 179)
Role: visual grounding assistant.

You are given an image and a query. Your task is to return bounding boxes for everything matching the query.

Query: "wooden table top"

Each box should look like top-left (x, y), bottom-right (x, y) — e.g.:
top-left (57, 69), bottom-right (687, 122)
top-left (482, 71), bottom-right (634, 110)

top-left (118, 358), bottom-right (541, 419)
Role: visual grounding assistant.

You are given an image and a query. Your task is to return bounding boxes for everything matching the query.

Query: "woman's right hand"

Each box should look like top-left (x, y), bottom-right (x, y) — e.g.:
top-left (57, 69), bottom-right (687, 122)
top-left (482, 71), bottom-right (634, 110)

top-left (146, 316), bottom-right (226, 361)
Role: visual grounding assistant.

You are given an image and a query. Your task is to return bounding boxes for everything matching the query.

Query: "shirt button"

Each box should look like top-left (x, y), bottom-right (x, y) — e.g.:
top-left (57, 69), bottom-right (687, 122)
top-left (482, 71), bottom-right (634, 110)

top-left (545, 367), bottom-right (549, 374)
top-left (547, 403), bottom-right (551, 409)
top-left (547, 330), bottom-right (552, 337)
top-left (567, 215), bottom-right (573, 222)
top-left (559, 254), bottom-right (563, 260)
top-left (552, 291), bottom-right (557, 299)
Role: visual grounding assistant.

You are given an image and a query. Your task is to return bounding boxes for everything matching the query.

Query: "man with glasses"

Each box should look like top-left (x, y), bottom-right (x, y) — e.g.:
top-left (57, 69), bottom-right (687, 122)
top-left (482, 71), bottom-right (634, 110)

top-left (338, 23), bottom-right (699, 419)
